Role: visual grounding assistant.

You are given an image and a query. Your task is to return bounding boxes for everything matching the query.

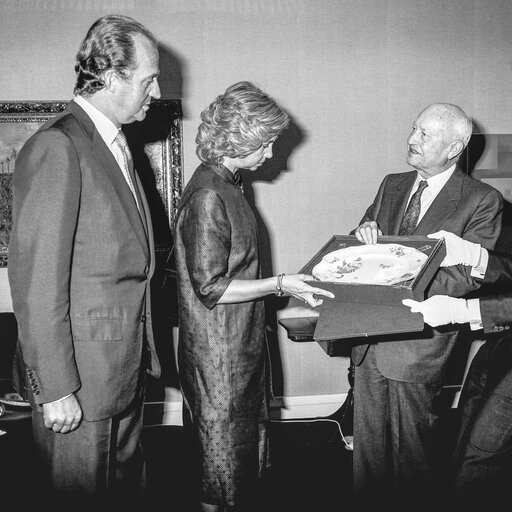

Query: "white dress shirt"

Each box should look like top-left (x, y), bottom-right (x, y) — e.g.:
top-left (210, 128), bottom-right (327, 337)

top-left (407, 164), bottom-right (456, 223)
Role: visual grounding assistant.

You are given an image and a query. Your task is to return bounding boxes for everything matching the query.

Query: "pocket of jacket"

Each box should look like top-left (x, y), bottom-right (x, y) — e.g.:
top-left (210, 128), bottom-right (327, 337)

top-left (72, 314), bottom-right (123, 341)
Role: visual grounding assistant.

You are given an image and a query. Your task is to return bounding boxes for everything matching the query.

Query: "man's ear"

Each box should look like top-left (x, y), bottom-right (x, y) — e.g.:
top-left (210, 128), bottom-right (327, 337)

top-left (448, 140), bottom-right (464, 160)
top-left (103, 69), bottom-right (118, 92)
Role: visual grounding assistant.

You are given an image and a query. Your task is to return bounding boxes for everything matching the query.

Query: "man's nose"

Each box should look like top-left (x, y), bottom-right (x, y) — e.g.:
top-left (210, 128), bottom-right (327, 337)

top-left (151, 80), bottom-right (161, 99)
top-left (408, 130), bottom-right (419, 145)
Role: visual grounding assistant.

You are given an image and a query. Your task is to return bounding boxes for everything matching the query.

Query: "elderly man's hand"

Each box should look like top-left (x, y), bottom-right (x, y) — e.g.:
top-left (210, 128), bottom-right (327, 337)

top-left (354, 221), bottom-right (382, 245)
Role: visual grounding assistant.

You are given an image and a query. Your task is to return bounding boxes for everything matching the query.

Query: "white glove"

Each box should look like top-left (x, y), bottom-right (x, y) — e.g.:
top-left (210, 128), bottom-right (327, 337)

top-left (428, 230), bottom-right (482, 267)
top-left (402, 296), bottom-right (470, 327)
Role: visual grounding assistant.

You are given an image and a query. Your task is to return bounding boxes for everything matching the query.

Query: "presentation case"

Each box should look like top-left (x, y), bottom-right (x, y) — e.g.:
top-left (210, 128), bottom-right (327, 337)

top-left (298, 234), bottom-right (446, 342)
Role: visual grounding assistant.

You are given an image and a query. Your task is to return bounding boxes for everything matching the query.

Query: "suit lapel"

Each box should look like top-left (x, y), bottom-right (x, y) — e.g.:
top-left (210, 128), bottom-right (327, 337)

top-left (67, 101), bottom-right (150, 260)
top-left (414, 168), bottom-right (463, 235)
top-left (389, 172), bottom-right (417, 234)
top-left (137, 177), bottom-right (156, 278)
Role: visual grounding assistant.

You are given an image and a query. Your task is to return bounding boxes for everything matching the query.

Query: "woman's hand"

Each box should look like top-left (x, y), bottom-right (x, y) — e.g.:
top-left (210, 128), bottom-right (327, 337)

top-left (281, 274), bottom-right (335, 307)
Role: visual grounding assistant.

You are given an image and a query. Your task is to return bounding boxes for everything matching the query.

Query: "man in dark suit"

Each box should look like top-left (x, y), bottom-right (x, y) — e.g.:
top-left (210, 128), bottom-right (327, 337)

top-left (350, 103), bottom-right (503, 507)
top-left (8, 15), bottom-right (161, 504)
top-left (404, 231), bottom-right (512, 511)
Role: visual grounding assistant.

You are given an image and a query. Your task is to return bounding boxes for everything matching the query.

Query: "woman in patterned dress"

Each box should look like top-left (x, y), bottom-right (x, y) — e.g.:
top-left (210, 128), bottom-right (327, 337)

top-left (174, 81), bottom-right (333, 512)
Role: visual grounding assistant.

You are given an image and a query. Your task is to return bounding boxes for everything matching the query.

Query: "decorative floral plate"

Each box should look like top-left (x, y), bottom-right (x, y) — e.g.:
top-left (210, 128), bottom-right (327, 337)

top-left (312, 244), bottom-right (428, 285)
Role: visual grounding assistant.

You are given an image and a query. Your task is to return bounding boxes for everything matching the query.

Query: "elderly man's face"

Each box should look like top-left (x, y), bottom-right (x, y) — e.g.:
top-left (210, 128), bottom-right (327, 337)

top-left (406, 107), bottom-right (455, 177)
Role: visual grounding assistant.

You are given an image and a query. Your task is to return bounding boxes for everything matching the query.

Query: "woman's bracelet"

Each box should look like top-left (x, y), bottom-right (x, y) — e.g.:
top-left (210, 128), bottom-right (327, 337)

top-left (275, 273), bottom-right (285, 296)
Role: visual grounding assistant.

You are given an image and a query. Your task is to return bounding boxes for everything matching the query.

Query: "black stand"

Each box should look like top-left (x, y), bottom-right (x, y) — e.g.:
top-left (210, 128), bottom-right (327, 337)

top-left (278, 316), bottom-right (354, 446)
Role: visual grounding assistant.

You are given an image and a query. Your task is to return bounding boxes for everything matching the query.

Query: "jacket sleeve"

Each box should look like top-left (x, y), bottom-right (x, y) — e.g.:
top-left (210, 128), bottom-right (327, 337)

top-left (476, 251), bottom-right (512, 334)
top-left (480, 294), bottom-right (512, 335)
top-left (426, 186), bottom-right (504, 298)
top-left (8, 128), bottom-right (82, 404)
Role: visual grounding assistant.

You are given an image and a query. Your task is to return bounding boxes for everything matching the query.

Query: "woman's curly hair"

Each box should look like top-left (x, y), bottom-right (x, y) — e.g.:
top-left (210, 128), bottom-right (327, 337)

top-left (74, 14), bottom-right (157, 96)
top-left (196, 81), bottom-right (290, 165)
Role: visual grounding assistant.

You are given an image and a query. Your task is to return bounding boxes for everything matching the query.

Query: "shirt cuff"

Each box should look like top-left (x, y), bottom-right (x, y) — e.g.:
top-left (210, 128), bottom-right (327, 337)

top-left (49, 393), bottom-right (73, 404)
top-left (466, 298), bottom-right (483, 330)
top-left (470, 247), bottom-right (489, 279)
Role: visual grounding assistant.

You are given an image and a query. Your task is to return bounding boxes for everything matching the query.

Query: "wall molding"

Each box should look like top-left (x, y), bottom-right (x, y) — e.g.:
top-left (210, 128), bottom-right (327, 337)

top-left (144, 391), bottom-right (348, 426)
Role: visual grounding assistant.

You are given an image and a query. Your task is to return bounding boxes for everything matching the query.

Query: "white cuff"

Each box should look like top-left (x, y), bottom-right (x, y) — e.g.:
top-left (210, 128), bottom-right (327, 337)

top-left (466, 298), bottom-right (483, 330)
top-left (470, 247), bottom-right (488, 279)
top-left (49, 393), bottom-right (73, 404)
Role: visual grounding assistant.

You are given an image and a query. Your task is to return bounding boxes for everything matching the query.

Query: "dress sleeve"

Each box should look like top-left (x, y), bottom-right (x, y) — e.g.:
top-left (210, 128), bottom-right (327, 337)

top-left (181, 188), bottom-right (233, 309)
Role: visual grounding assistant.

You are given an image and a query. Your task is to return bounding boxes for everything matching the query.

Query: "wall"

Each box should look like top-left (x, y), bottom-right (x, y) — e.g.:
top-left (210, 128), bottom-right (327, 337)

top-left (1, 0), bottom-right (512, 403)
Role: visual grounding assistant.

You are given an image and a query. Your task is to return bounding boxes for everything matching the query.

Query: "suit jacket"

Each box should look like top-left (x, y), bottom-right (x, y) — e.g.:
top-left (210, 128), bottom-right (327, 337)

top-left (8, 100), bottom-right (161, 421)
top-left (479, 253), bottom-right (512, 335)
top-left (351, 167), bottom-right (503, 383)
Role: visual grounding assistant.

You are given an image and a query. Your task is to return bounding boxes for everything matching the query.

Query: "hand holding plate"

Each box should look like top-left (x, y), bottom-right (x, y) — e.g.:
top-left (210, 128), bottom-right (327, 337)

top-left (402, 296), bottom-right (470, 327)
top-left (354, 221), bottom-right (382, 245)
top-left (428, 230), bottom-right (482, 267)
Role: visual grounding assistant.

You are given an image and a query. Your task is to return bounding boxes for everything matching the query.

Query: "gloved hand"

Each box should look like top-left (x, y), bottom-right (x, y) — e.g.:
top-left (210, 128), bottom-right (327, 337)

top-left (428, 230), bottom-right (482, 267)
top-left (402, 296), bottom-right (470, 327)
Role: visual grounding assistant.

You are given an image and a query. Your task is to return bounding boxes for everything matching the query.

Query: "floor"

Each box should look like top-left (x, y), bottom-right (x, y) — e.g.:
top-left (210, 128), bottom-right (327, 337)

top-left (143, 418), bottom-right (353, 511)
top-left (141, 410), bottom-right (460, 511)
top-left (1, 406), bottom-right (353, 511)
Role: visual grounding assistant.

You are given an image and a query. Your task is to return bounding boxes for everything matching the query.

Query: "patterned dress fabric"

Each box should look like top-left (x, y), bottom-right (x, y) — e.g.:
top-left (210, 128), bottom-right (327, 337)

top-left (398, 180), bottom-right (428, 235)
top-left (174, 163), bottom-right (269, 507)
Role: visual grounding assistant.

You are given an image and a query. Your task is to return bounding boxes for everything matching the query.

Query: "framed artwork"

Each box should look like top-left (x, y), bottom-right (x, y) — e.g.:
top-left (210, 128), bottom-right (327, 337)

top-left (0, 99), bottom-right (183, 267)
top-left (463, 133), bottom-right (512, 254)
top-left (464, 133), bottom-right (512, 202)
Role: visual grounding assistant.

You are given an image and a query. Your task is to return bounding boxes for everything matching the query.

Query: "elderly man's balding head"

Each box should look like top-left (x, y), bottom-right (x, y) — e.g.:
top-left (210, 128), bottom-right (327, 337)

top-left (407, 103), bottom-right (472, 177)
top-left (420, 103), bottom-right (473, 147)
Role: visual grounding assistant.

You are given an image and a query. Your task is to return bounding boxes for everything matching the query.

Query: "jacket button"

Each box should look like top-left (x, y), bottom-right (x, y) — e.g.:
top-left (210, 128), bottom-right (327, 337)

top-left (141, 314), bottom-right (146, 323)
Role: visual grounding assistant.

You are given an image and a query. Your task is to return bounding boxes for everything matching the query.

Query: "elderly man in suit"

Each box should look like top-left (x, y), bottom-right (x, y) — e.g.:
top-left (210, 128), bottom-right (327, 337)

top-left (351, 103), bottom-right (503, 508)
top-left (8, 15), bottom-right (161, 504)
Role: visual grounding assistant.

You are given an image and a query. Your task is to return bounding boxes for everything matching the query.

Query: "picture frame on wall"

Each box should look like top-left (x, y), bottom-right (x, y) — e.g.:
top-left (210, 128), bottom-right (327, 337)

top-left (0, 99), bottom-right (183, 267)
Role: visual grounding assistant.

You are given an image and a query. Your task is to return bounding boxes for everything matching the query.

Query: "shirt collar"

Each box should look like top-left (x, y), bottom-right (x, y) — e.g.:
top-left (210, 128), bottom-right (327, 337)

top-left (414, 164), bottom-right (456, 196)
top-left (74, 95), bottom-right (119, 146)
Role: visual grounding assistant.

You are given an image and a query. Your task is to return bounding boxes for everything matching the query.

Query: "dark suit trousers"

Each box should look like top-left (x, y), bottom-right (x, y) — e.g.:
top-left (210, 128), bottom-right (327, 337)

top-left (353, 345), bottom-right (443, 509)
top-left (31, 390), bottom-right (145, 507)
top-left (448, 338), bottom-right (512, 511)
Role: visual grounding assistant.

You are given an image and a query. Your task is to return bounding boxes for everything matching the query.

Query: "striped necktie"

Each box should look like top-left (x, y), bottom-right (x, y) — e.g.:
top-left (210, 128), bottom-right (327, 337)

top-left (399, 180), bottom-right (428, 235)
top-left (115, 131), bottom-right (140, 210)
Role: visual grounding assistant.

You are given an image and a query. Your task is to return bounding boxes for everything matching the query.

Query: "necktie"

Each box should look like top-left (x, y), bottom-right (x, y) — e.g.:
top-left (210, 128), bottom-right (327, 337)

top-left (233, 170), bottom-right (244, 193)
top-left (115, 131), bottom-right (140, 210)
top-left (398, 180), bottom-right (428, 235)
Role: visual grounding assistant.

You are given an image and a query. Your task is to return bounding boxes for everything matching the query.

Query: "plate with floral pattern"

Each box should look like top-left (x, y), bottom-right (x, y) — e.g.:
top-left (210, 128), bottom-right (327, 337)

top-left (312, 244), bottom-right (428, 285)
